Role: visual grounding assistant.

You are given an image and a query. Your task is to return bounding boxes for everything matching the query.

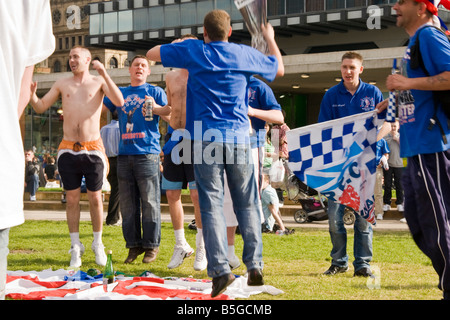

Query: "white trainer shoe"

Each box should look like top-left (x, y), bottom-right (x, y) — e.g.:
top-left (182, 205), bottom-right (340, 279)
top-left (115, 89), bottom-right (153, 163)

top-left (397, 204), bottom-right (404, 212)
top-left (167, 244), bottom-right (194, 269)
top-left (69, 243), bottom-right (85, 268)
top-left (383, 204), bottom-right (391, 212)
top-left (377, 214), bottom-right (383, 220)
top-left (92, 242), bottom-right (107, 266)
top-left (193, 246), bottom-right (207, 271)
top-left (228, 253), bottom-right (241, 270)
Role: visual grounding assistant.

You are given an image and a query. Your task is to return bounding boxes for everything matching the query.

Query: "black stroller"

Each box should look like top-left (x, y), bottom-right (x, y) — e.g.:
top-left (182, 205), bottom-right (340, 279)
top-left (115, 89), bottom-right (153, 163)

top-left (286, 174), bottom-right (355, 225)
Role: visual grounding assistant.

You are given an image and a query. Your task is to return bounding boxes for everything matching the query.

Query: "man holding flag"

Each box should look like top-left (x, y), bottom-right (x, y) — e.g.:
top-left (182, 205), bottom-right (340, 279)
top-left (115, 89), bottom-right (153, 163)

top-left (385, 0), bottom-right (450, 300)
top-left (318, 52), bottom-right (384, 277)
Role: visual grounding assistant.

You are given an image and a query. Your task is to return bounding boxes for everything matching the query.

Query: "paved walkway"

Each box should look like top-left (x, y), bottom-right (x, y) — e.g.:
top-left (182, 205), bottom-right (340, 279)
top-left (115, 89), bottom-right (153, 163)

top-left (23, 210), bottom-right (410, 231)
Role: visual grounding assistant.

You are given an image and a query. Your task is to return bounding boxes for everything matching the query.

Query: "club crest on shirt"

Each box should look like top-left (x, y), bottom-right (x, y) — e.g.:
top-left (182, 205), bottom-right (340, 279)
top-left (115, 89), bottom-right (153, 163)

top-left (360, 97), bottom-right (375, 111)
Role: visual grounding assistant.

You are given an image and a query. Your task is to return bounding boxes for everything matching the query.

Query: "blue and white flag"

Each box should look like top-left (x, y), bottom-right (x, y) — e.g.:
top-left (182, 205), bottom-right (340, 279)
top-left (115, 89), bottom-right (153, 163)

top-left (287, 111), bottom-right (382, 225)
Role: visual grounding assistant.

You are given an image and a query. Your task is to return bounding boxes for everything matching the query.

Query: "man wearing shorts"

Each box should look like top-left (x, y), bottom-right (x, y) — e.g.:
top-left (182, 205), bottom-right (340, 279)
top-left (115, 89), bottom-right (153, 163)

top-left (29, 46), bottom-right (124, 268)
top-left (160, 36), bottom-right (207, 270)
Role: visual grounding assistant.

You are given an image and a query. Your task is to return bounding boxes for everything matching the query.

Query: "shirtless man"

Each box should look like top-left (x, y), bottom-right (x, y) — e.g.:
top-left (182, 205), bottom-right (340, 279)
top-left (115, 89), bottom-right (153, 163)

top-left (29, 46), bottom-right (124, 268)
top-left (159, 35), bottom-right (207, 271)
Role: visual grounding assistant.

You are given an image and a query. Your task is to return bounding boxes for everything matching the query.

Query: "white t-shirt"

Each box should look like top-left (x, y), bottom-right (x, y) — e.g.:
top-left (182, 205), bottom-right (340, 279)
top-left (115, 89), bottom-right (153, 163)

top-left (0, 0), bottom-right (55, 229)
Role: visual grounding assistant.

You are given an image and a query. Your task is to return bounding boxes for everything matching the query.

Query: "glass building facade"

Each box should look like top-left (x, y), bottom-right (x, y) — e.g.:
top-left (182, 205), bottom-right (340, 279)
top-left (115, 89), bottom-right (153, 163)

top-left (23, 105), bottom-right (64, 158)
top-left (88, 0), bottom-right (397, 36)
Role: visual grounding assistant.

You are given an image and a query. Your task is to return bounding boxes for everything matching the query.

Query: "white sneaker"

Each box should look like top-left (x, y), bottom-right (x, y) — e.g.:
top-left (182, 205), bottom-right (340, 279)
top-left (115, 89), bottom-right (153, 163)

top-left (193, 246), bottom-right (207, 271)
top-left (30, 195), bottom-right (36, 201)
top-left (69, 243), bottom-right (85, 268)
top-left (383, 204), bottom-right (391, 212)
top-left (397, 204), bottom-right (404, 212)
top-left (92, 242), bottom-right (107, 266)
top-left (228, 253), bottom-right (241, 270)
top-left (377, 214), bottom-right (383, 220)
top-left (167, 244), bottom-right (194, 269)
top-left (400, 218), bottom-right (407, 223)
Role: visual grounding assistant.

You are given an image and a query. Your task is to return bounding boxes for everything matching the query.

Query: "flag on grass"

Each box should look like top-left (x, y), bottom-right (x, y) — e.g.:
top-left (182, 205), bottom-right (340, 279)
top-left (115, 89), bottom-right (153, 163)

top-left (5, 269), bottom-right (283, 300)
top-left (287, 111), bottom-right (381, 225)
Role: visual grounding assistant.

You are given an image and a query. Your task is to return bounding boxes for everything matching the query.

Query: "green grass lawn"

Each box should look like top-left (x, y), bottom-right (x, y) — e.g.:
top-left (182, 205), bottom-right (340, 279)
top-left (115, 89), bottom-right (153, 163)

top-left (7, 220), bottom-right (442, 300)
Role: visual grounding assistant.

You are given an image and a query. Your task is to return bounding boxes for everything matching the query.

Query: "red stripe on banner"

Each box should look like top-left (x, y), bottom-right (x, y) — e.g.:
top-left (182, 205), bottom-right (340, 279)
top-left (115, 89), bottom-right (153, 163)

top-left (113, 280), bottom-right (230, 300)
top-left (7, 289), bottom-right (78, 300)
top-left (7, 275), bottom-right (69, 288)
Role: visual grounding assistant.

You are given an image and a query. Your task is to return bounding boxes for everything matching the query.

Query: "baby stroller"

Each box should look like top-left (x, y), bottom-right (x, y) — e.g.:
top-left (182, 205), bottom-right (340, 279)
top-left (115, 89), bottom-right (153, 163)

top-left (286, 174), bottom-right (355, 225)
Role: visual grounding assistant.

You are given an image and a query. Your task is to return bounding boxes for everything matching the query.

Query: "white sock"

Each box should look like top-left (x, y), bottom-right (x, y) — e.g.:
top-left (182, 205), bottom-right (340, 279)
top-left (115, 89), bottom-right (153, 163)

top-left (196, 228), bottom-right (204, 247)
top-left (70, 232), bottom-right (81, 246)
top-left (227, 245), bottom-right (236, 258)
top-left (174, 229), bottom-right (186, 247)
top-left (92, 231), bottom-right (103, 246)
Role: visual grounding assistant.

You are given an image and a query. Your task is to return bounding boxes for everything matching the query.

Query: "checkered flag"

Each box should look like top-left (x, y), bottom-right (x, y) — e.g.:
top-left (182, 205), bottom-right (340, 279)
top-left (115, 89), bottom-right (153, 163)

top-left (386, 91), bottom-right (397, 122)
top-left (386, 58), bottom-right (398, 122)
top-left (287, 111), bottom-right (381, 224)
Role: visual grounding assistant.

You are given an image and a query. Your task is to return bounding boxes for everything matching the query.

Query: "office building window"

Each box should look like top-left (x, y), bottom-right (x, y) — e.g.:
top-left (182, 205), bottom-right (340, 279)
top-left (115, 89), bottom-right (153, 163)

top-left (119, 10), bottom-right (133, 32)
top-left (196, 1), bottom-right (213, 24)
top-left (134, 8), bottom-right (149, 30)
top-left (180, 2), bottom-right (196, 26)
top-left (165, 5), bottom-right (180, 28)
top-left (104, 12), bottom-right (118, 34)
top-left (216, 0), bottom-right (232, 12)
top-left (149, 6), bottom-right (164, 29)
top-left (287, 0), bottom-right (304, 13)
top-left (90, 14), bottom-right (103, 35)
top-left (268, 0), bottom-right (285, 16)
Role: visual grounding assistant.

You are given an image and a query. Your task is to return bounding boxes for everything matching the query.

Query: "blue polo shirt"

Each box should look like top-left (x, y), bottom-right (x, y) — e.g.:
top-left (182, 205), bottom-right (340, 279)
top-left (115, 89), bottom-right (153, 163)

top-left (318, 80), bottom-right (384, 122)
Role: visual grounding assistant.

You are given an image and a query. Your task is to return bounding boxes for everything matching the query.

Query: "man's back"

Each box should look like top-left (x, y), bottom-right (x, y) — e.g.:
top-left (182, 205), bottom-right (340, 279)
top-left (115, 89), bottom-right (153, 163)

top-left (161, 40), bottom-right (278, 143)
top-left (166, 69), bottom-right (188, 130)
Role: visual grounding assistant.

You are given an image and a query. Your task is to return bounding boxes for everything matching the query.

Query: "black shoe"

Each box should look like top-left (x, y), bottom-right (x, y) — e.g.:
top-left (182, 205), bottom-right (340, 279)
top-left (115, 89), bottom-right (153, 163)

top-left (188, 219), bottom-right (197, 230)
top-left (323, 265), bottom-right (348, 275)
top-left (247, 268), bottom-right (264, 286)
top-left (354, 267), bottom-right (374, 278)
top-left (211, 273), bottom-right (235, 298)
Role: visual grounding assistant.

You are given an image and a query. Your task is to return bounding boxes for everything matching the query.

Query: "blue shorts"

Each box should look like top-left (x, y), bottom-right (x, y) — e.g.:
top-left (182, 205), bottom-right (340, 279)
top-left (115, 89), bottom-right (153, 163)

top-left (161, 175), bottom-right (196, 190)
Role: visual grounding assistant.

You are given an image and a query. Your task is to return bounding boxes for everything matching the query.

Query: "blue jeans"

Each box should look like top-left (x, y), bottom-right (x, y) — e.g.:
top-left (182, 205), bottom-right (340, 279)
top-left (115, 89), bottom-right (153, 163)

top-left (25, 174), bottom-right (39, 196)
top-left (193, 141), bottom-right (263, 278)
top-left (327, 199), bottom-right (373, 271)
top-left (117, 154), bottom-right (161, 249)
top-left (0, 228), bottom-right (9, 300)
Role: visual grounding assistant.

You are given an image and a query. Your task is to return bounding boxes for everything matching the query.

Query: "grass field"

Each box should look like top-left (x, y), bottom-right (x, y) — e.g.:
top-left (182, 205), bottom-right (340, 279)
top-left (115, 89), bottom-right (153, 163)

top-left (6, 220), bottom-right (442, 300)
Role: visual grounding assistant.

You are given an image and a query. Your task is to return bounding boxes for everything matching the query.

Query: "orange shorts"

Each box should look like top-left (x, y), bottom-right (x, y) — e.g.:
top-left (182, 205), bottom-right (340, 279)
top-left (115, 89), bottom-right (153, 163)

top-left (57, 138), bottom-right (109, 191)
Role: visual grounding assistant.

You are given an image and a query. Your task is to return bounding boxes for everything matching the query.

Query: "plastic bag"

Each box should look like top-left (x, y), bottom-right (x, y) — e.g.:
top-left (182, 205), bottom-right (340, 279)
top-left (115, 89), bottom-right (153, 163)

top-left (269, 159), bottom-right (285, 188)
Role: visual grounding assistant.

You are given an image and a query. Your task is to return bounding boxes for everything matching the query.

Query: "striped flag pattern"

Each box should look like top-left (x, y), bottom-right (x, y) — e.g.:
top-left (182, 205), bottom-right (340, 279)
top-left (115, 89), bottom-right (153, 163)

top-left (287, 111), bottom-right (381, 225)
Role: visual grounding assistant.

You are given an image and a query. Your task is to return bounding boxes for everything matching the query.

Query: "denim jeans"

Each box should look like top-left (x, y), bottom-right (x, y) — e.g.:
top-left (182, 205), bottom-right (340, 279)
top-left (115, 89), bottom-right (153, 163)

top-left (193, 141), bottom-right (263, 278)
top-left (0, 228), bottom-right (9, 300)
top-left (117, 154), bottom-right (161, 249)
top-left (25, 174), bottom-right (39, 196)
top-left (327, 199), bottom-right (373, 271)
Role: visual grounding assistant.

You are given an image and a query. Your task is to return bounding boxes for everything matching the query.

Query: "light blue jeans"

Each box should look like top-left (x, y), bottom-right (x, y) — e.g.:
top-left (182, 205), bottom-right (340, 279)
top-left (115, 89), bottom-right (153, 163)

top-left (327, 199), bottom-right (373, 271)
top-left (193, 141), bottom-right (263, 278)
top-left (0, 228), bottom-right (9, 300)
top-left (117, 154), bottom-right (161, 249)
